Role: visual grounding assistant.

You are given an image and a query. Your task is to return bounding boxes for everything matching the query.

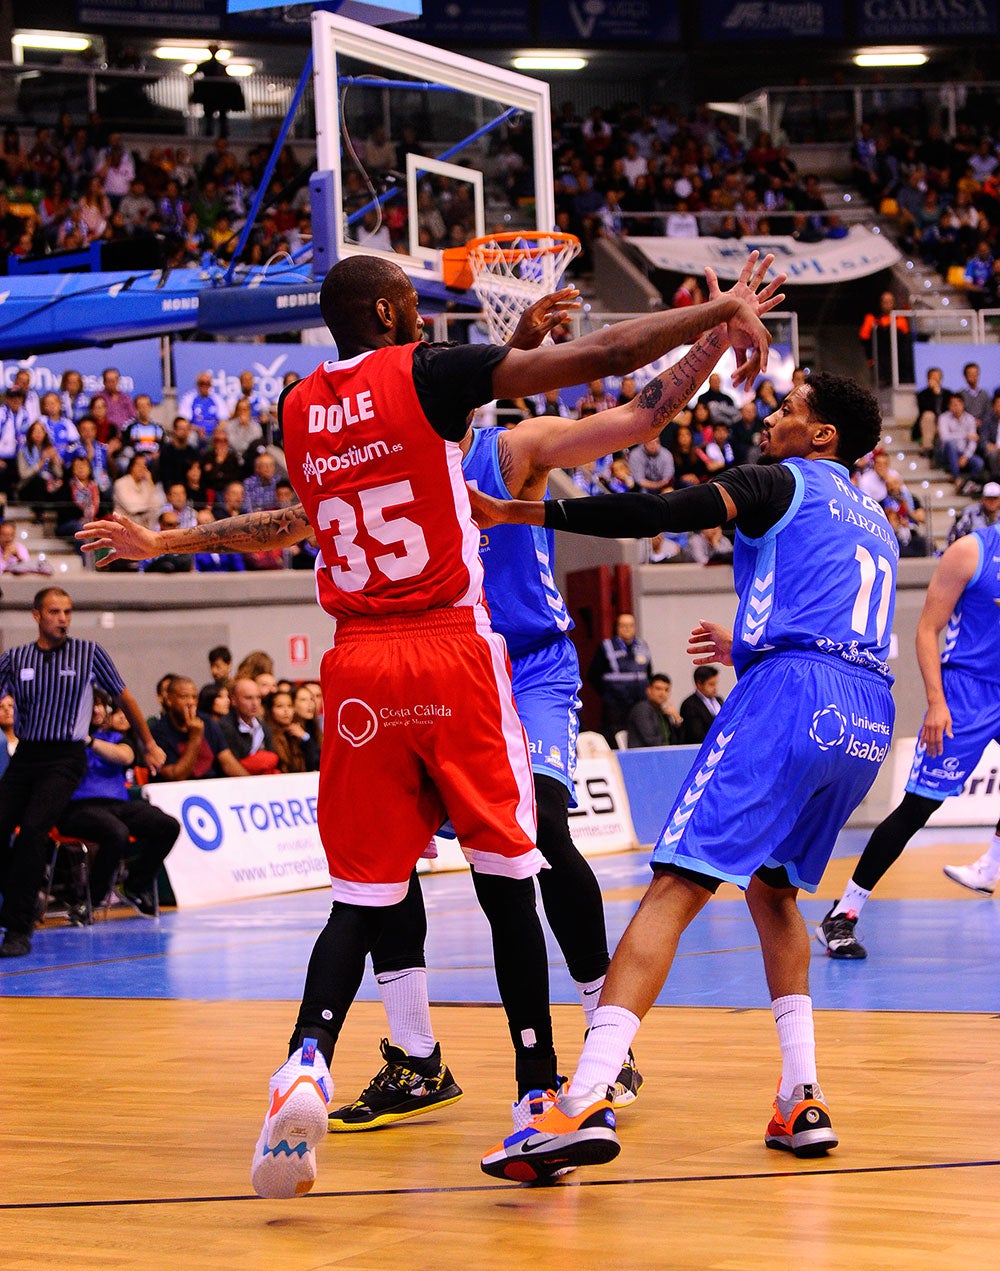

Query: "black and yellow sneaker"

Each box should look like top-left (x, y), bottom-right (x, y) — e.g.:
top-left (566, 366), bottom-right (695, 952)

top-left (612, 1048), bottom-right (643, 1107)
top-left (327, 1038), bottom-right (463, 1132)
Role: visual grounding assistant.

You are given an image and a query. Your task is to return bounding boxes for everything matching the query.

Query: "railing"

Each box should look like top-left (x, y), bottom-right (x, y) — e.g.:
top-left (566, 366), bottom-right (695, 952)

top-left (738, 80), bottom-right (1000, 147)
top-left (875, 308), bottom-right (998, 393)
top-left (1, 60), bottom-right (315, 139)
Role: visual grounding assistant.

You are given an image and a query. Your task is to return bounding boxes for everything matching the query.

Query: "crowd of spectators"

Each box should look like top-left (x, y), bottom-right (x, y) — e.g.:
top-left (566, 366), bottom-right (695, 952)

top-left (2, 640), bottom-right (323, 926)
top-left (548, 104), bottom-right (847, 269)
top-left (0, 117), bottom-right (309, 270)
top-left (0, 89), bottom-right (856, 279)
top-left (0, 362), bottom-right (316, 572)
top-left (145, 647), bottom-right (322, 782)
top-left (853, 105), bottom-right (1000, 304)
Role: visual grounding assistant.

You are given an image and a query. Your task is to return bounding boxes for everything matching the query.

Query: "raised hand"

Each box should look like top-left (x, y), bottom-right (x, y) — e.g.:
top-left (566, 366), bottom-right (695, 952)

top-left (687, 619), bottom-right (734, 667)
top-left (508, 286), bottom-right (581, 350)
top-left (704, 250), bottom-right (787, 388)
top-left (76, 512), bottom-right (159, 565)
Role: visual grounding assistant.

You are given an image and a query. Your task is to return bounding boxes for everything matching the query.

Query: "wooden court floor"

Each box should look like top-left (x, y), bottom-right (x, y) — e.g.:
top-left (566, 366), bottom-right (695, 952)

top-left (3, 998), bottom-right (998, 1271)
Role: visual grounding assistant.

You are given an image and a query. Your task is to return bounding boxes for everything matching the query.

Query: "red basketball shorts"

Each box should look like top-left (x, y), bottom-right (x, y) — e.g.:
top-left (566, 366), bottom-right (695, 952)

top-left (318, 605), bottom-right (542, 904)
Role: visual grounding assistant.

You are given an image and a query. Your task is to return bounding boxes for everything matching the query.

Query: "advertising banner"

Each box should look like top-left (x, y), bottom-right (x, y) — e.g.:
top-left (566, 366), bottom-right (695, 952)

top-left (0, 338), bottom-right (164, 404)
top-left (387, 0), bottom-right (531, 39)
top-left (857, 0), bottom-right (997, 40)
top-left (77, 0), bottom-right (224, 32)
top-left (630, 227), bottom-right (900, 285)
top-left (150, 774), bottom-right (329, 907)
top-left (702, 0), bottom-right (843, 40)
top-left (153, 755), bottom-right (639, 906)
top-left (173, 340), bottom-right (336, 407)
top-left (540, 0), bottom-right (681, 42)
top-left (913, 344), bottom-right (1000, 396)
top-left (889, 737), bottom-right (1000, 826)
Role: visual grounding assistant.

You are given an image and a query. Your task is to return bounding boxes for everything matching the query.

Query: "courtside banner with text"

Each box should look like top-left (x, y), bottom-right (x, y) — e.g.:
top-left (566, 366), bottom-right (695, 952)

top-left (1, 339), bottom-right (164, 402)
top-left (173, 342), bottom-right (337, 409)
top-left (631, 227), bottom-right (900, 284)
top-left (151, 757), bottom-right (639, 905)
top-left (889, 737), bottom-right (1000, 826)
top-left (148, 774), bottom-right (329, 907)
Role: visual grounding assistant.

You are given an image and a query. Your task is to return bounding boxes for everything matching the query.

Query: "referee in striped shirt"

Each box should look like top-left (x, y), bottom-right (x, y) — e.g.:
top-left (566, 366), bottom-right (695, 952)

top-left (0, 587), bottom-right (165, 958)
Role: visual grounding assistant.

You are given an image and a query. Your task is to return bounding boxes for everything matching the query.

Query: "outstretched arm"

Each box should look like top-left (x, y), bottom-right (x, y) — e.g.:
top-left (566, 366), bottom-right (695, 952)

top-left (492, 250), bottom-right (780, 399)
top-left (468, 481), bottom-right (738, 536)
top-left (77, 504), bottom-right (313, 565)
top-left (501, 254), bottom-right (784, 495)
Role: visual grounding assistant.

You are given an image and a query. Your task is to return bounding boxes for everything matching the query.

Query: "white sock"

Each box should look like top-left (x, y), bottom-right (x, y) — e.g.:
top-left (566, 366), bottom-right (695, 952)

top-left (575, 975), bottom-right (606, 1030)
top-left (772, 994), bottom-right (818, 1099)
top-left (567, 1004), bottom-right (640, 1098)
top-left (980, 834), bottom-right (1000, 871)
top-left (831, 881), bottom-right (871, 919)
top-left (376, 967), bottom-right (435, 1059)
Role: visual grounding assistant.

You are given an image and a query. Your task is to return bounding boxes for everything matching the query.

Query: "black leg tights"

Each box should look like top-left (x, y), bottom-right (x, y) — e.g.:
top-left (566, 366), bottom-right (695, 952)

top-left (370, 871), bottom-right (426, 976)
top-left (291, 900), bottom-right (389, 1063)
top-left (852, 792), bottom-right (942, 892)
top-left (534, 775), bottom-right (610, 984)
top-left (470, 867), bottom-right (557, 1098)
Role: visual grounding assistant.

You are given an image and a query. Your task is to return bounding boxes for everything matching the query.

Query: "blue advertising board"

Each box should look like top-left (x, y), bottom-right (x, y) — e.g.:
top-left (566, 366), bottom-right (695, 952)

top-left (913, 344), bottom-right (1000, 397)
top-left (77, 0), bottom-right (225, 32)
top-left (0, 339), bottom-right (164, 403)
top-left (540, 0), bottom-right (680, 42)
top-left (702, 0), bottom-right (843, 40)
top-left (173, 340), bottom-right (337, 405)
top-left (387, 0), bottom-right (530, 39)
top-left (857, 0), bottom-right (997, 39)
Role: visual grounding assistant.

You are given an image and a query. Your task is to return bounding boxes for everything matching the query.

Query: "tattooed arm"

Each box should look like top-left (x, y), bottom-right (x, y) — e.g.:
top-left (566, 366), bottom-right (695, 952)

top-left (502, 254), bottom-right (785, 498)
top-left (502, 329), bottom-right (728, 498)
top-left (77, 504), bottom-right (313, 565)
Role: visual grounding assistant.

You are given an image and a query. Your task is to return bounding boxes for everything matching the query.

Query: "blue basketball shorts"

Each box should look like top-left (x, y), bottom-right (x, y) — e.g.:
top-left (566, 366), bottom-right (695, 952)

top-left (651, 651), bottom-right (896, 892)
top-left (510, 635), bottom-right (581, 798)
top-left (906, 665), bottom-right (1000, 800)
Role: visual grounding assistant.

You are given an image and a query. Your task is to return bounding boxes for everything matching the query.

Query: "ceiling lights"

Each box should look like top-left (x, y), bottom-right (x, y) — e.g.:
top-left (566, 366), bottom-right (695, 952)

top-left (12, 32), bottom-right (92, 52)
top-left (155, 45), bottom-right (232, 62)
top-left (512, 55), bottom-right (587, 72)
top-left (854, 50), bottom-right (929, 68)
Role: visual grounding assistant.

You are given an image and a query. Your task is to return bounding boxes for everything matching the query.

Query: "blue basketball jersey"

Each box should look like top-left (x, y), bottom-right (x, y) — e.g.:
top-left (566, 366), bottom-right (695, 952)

top-left (941, 525), bottom-right (1000, 684)
top-left (732, 457), bottom-right (898, 681)
top-left (464, 427), bottom-right (573, 658)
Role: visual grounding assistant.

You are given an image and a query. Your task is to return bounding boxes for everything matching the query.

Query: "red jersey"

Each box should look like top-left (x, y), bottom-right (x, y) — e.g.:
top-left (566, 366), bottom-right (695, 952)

top-left (283, 343), bottom-right (491, 620)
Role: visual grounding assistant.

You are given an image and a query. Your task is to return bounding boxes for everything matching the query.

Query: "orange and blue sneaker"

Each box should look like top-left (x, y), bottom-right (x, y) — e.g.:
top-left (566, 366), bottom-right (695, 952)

top-left (481, 1089), bottom-right (620, 1183)
top-left (764, 1082), bottom-right (838, 1158)
top-left (251, 1039), bottom-right (332, 1198)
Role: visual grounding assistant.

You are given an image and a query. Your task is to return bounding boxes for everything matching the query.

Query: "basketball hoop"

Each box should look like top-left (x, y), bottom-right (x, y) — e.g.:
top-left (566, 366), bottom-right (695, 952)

top-left (466, 231), bottom-right (581, 345)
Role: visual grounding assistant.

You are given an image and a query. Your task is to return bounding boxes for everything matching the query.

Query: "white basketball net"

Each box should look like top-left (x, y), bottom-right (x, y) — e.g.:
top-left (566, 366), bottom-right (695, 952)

top-left (468, 234), bottom-right (582, 345)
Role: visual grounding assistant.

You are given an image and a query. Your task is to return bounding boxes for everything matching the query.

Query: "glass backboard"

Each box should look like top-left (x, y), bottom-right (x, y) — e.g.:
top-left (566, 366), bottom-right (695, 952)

top-left (310, 10), bottom-right (554, 289)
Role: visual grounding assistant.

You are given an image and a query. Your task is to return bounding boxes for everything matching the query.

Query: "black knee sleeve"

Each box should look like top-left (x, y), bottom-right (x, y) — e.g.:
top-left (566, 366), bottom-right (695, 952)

top-left (371, 871), bottom-right (428, 976)
top-left (852, 792), bottom-right (941, 892)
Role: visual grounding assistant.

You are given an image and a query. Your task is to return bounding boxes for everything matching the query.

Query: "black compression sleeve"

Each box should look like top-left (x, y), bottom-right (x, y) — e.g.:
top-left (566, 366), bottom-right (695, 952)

top-left (544, 483), bottom-right (728, 538)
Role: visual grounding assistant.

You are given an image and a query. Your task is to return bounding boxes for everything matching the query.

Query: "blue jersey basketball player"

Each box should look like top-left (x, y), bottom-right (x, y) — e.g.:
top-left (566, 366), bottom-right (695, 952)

top-left (472, 372), bottom-right (894, 1181)
top-left (817, 526), bottom-right (1000, 960)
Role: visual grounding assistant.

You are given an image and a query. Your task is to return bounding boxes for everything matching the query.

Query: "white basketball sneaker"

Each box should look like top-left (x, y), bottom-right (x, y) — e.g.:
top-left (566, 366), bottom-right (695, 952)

top-left (251, 1040), bottom-right (332, 1199)
top-left (942, 856), bottom-right (1000, 895)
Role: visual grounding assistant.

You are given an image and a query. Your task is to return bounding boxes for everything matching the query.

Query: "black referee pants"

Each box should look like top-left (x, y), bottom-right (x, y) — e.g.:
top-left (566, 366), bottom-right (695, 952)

top-left (56, 797), bottom-right (180, 903)
top-left (0, 742), bottom-right (87, 937)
